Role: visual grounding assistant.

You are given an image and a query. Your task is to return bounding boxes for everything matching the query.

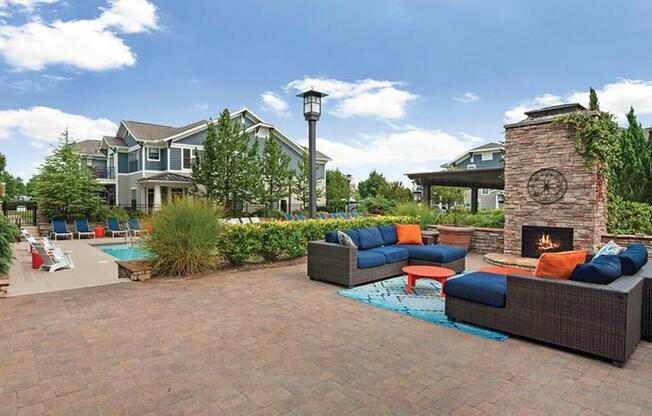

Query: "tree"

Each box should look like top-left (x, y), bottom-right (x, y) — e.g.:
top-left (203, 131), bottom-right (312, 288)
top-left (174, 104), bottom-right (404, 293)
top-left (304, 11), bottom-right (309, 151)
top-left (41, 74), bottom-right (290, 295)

top-left (430, 185), bottom-right (466, 208)
top-left (589, 87), bottom-right (600, 111)
top-left (292, 154), bottom-right (324, 209)
top-left (358, 170), bottom-right (387, 198)
top-left (610, 107), bottom-right (650, 203)
top-left (260, 134), bottom-right (291, 209)
top-left (0, 153), bottom-right (5, 172)
top-left (32, 130), bottom-right (103, 219)
top-left (378, 181), bottom-right (412, 203)
top-left (325, 169), bottom-right (351, 211)
top-left (192, 109), bottom-right (261, 213)
top-left (0, 153), bottom-right (29, 201)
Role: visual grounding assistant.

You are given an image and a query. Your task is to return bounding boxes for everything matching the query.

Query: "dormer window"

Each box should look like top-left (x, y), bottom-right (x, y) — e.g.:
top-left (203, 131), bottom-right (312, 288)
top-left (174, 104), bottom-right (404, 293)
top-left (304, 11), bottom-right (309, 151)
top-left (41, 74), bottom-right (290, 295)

top-left (481, 152), bottom-right (493, 161)
top-left (147, 147), bottom-right (160, 161)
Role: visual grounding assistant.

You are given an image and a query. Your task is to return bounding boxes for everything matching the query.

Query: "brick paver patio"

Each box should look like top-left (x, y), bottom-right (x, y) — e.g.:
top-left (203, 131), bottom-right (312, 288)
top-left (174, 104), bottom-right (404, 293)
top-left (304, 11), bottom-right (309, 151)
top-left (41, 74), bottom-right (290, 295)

top-left (1, 263), bottom-right (651, 415)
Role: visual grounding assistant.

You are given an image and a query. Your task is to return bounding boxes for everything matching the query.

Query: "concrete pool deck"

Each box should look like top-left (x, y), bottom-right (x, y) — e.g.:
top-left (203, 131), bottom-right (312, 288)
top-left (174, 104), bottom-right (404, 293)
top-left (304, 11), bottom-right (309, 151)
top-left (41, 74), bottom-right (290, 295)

top-left (7, 238), bottom-right (132, 297)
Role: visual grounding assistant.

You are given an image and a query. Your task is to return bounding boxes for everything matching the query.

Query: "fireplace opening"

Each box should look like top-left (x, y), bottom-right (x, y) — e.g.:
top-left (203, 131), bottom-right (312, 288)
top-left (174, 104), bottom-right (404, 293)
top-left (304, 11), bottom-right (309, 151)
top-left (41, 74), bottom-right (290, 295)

top-left (522, 226), bottom-right (573, 258)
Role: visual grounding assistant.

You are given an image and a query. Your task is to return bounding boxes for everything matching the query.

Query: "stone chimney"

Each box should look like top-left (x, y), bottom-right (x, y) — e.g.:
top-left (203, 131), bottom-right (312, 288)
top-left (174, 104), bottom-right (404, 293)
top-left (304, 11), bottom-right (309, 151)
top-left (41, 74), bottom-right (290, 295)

top-left (502, 103), bottom-right (608, 256)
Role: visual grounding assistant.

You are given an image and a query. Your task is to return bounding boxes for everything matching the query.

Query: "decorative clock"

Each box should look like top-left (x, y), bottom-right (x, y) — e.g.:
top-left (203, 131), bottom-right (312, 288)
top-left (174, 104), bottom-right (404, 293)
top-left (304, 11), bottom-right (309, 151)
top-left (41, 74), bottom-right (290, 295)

top-left (527, 168), bottom-right (567, 204)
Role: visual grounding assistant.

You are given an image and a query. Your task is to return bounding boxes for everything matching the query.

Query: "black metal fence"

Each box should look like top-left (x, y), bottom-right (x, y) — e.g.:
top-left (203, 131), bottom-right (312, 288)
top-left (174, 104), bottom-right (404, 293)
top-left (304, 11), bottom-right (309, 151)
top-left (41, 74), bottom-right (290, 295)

top-left (91, 166), bottom-right (115, 180)
top-left (2, 200), bottom-right (37, 226)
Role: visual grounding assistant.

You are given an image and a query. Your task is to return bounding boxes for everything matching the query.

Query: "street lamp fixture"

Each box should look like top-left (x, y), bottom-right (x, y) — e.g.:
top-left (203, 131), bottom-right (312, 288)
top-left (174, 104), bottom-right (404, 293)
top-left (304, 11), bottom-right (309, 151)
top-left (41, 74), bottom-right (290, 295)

top-left (297, 89), bottom-right (328, 218)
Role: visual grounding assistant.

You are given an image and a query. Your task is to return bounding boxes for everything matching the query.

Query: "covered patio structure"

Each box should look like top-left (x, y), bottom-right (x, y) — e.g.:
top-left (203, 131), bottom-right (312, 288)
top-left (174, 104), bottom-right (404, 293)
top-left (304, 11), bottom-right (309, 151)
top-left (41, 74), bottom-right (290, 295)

top-left (406, 167), bottom-right (504, 213)
top-left (136, 173), bottom-right (194, 211)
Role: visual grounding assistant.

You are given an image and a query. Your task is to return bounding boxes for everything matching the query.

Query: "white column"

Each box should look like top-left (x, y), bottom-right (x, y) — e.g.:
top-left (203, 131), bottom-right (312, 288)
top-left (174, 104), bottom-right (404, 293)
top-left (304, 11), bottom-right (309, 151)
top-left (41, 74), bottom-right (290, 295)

top-left (154, 185), bottom-right (162, 210)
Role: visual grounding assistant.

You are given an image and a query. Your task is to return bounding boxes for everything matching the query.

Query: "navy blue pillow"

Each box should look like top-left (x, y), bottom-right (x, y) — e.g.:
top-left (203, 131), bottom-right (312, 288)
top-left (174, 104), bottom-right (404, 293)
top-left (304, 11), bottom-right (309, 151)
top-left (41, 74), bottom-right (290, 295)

top-left (324, 231), bottom-right (339, 244)
top-left (618, 243), bottom-right (648, 275)
top-left (571, 255), bottom-right (622, 285)
top-left (357, 227), bottom-right (384, 250)
top-left (378, 225), bottom-right (398, 245)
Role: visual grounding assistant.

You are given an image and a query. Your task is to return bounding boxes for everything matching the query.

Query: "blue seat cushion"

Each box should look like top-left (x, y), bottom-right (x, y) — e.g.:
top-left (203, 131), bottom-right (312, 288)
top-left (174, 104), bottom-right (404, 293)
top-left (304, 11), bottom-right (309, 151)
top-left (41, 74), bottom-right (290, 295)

top-left (367, 245), bottom-right (409, 264)
top-left (571, 255), bottom-right (622, 285)
top-left (325, 229), bottom-right (360, 247)
top-left (444, 272), bottom-right (506, 307)
top-left (357, 251), bottom-right (387, 269)
top-left (378, 225), bottom-right (398, 245)
top-left (618, 243), bottom-right (648, 275)
top-left (401, 244), bottom-right (466, 263)
top-left (357, 227), bottom-right (384, 250)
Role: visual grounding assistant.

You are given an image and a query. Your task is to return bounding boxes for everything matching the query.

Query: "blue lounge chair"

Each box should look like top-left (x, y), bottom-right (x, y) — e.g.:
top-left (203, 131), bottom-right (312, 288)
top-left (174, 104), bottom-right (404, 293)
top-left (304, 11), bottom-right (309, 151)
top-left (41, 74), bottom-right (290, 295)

top-left (318, 212), bottom-right (328, 220)
top-left (127, 218), bottom-right (147, 236)
top-left (74, 219), bottom-right (95, 239)
top-left (285, 213), bottom-right (294, 221)
top-left (51, 219), bottom-right (72, 240)
top-left (295, 213), bottom-right (306, 221)
top-left (106, 218), bottom-right (127, 237)
top-left (339, 212), bottom-right (348, 219)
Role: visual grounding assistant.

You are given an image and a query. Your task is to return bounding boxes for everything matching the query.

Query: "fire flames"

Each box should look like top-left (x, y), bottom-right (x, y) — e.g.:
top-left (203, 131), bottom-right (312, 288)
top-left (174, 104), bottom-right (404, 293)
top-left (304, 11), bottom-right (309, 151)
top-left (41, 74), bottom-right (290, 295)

top-left (537, 233), bottom-right (560, 253)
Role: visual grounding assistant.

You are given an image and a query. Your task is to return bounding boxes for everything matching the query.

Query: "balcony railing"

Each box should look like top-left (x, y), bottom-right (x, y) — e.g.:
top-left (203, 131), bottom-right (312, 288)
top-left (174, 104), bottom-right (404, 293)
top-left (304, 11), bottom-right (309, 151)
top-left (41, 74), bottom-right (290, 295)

top-left (92, 167), bottom-right (115, 180)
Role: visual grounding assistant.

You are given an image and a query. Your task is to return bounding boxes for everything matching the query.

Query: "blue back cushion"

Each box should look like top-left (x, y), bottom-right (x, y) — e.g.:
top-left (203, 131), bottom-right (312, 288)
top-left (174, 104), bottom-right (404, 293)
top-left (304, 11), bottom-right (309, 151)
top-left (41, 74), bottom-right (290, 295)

top-left (343, 229), bottom-right (360, 247)
top-left (444, 272), bottom-right (507, 308)
top-left (618, 243), bottom-right (648, 275)
top-left (324, 231), bottom-right (339, 244)
top-left (357, 227), bottom-right (384, 250)
top-left (571, 255), bottom-right (622, 285)
top-left (378, 225), bottom-right (398, 245)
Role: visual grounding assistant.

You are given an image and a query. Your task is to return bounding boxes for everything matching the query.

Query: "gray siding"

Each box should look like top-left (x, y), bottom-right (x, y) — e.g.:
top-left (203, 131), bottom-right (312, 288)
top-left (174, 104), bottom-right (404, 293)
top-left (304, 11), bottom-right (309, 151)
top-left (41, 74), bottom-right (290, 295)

top-left (169, 147), bottom-right (182, 170)
top-left (144, 147), bottom-right (165, 171)
top-left (175, 130), bottom-right (206, 146)
top-left (242, 114), bottom-right (256, 128)
top-left (455, 151), bottom-right (503, 170)
top-left (118, 152), bottom-right (128, 173)
top-left (123, 132), bottom-right (138, 148)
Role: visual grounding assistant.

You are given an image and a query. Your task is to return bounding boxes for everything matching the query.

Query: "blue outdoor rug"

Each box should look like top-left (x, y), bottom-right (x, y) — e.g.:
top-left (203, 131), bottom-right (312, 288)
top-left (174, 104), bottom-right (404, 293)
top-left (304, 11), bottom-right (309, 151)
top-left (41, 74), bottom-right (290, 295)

top-left (338, 275), bottom-right (508, 341)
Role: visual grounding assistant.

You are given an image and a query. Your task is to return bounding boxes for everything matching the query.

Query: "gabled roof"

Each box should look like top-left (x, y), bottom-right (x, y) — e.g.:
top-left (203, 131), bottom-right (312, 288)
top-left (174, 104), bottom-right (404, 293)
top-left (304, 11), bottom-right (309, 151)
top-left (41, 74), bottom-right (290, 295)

top-left (441, 142), bottom-right (503, 168)
top-left (102, 136), bottom-right (127, 148)
top-left (72, 139), bottom-right (104, 156)
top-left (122, 120), bottom-right (208, 142)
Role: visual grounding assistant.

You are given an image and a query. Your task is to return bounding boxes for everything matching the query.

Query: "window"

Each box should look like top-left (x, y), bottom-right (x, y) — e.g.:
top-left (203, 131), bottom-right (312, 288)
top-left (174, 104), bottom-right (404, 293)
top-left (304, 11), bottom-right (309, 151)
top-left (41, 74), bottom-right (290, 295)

top-left (182, 148), bottom-right (192, 169)
top-left (128, 151), bottom-right (140, 172)
top-left (467, 164), bottom-right (476, 170)
top-left (481, 188), bottom-right (489, 195)
top-left (147, 147), bottom-right (160, 161)
top-left (130, 189), bottom-right (137, 210)
top-left (481, 152), bottom-right (493, 161)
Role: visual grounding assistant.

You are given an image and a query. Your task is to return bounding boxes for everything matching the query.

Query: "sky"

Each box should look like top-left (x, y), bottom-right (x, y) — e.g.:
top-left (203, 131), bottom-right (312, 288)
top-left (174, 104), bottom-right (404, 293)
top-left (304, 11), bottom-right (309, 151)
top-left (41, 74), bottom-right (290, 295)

top-left (1, 0), bottom-right (652, 186)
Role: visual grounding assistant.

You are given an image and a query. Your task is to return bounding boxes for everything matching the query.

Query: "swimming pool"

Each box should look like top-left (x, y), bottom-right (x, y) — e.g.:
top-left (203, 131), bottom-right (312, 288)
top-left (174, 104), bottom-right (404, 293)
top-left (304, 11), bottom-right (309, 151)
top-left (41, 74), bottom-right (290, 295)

top-left (97, 243), bottom-right (153, 261)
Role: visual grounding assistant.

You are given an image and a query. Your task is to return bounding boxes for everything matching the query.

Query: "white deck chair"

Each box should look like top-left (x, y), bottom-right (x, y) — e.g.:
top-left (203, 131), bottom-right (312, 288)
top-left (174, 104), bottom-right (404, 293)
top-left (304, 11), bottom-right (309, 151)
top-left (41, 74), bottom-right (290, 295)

top-left (240, 217), bottom-right (251, 224)
top-left (33, 244), bottom-right (74, 272)
top-left (250, 217), bottom-right (260, 223)
top-left (227, 218), bottom-right (241, 225)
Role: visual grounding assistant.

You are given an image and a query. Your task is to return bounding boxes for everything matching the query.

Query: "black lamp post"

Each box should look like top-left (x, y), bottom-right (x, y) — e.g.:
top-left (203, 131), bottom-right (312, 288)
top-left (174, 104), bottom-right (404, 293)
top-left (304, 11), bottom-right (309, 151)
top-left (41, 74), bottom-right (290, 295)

top-left (297, 89), bottom-right (328, 218)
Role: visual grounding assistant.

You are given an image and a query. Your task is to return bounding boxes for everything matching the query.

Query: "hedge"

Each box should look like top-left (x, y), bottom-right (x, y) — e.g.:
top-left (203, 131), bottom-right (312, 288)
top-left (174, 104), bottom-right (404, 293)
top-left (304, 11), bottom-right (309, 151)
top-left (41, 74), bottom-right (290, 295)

top-left (608, 199), bottom-right (652, 235)
top-left (216, 215), bottom-right (418, 265)
top-left (0, 215), bottom-right (19, 275)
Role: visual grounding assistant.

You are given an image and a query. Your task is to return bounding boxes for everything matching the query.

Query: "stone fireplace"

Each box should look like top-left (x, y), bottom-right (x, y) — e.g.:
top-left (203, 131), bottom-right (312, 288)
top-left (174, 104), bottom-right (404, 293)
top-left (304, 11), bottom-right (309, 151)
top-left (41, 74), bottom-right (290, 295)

top-left (502, 103), bottom-right (608, 257)
top-left (521, 225), bottom-right (574, 258)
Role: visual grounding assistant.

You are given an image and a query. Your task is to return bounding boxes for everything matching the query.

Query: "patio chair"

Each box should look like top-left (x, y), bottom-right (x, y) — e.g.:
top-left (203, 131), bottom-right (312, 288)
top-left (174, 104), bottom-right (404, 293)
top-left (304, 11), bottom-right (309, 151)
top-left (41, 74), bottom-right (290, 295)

top-left (330, 213), bottom-right (339, 220)
top-left (285, 213), bottom-right (294, 221)
top-left (250, 217), bottom-right (260, 223)
top-left (339, 212), bottom-right (348, 219)
top-left (51, 219), bottom-right (73, 240)
top-left (33, 244), bottom-right (74, 272)
top-left (240, 217), bottom-right (251, 224)
top-left (127, 218), bottom-right (147, 236)
top-left (318, 212), bottom-right (328, 220)
top-left (227, 218), bottom-right (241, 225)
top-left (21, 229), bottom-right (40, 252)
top-left (106, 218), bottom-right (127, 237)
top-left (74, 219), bottom-right (96, 239)
top-left (295, 213), bottom-right (306, 221)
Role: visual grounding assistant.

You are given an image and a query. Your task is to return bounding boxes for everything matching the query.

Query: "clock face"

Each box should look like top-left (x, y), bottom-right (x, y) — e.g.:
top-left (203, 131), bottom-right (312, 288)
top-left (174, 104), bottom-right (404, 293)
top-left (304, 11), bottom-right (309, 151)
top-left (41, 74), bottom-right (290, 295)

top-left (527, 168), bottom-right (567, 204)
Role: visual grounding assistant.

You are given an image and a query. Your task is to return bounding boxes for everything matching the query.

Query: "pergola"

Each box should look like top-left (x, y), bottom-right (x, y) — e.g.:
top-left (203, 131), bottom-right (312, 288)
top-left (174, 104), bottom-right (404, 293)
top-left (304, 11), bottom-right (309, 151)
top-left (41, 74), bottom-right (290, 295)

top-left (406, 168), bottom-right (504, 213)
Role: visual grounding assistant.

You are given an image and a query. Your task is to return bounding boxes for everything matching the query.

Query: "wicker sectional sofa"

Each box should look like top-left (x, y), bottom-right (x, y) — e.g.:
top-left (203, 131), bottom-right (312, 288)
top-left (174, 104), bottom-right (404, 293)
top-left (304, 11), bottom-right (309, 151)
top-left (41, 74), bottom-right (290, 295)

top-left (445, 244), bottom-right (649, 366)
top-left (307, 225), bottom-right (466, 287)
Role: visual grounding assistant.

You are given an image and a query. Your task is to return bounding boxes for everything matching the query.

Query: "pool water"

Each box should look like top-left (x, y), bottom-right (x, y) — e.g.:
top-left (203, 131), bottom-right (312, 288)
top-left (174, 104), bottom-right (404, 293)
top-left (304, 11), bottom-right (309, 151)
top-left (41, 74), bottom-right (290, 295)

top-left (97, 243), bottom-right (153, 261)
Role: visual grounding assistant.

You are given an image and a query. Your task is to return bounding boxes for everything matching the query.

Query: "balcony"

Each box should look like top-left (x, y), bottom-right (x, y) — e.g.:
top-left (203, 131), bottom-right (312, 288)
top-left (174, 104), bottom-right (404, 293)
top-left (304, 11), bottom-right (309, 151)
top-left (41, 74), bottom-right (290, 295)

top-left (92, 167), bottom-right (115, 180)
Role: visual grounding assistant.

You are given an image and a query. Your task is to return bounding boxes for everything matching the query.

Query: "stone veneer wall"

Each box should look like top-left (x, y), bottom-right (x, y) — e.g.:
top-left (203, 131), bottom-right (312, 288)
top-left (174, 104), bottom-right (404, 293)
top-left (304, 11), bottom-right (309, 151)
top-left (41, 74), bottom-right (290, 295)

top-left (470, 228), bottom-right (504, 254)
top-left (602, 234), bottom-right (652, 255)
top-left (503, 111), bottom-right (608, 256)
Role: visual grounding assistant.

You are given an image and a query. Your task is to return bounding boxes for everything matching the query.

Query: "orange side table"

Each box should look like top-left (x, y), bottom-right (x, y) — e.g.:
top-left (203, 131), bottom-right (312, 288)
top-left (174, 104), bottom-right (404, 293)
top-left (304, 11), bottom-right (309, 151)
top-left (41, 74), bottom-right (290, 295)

top-left (94, 227), bottom-right (105, 238)
top-left (402, 265), bottom-right (456, 297)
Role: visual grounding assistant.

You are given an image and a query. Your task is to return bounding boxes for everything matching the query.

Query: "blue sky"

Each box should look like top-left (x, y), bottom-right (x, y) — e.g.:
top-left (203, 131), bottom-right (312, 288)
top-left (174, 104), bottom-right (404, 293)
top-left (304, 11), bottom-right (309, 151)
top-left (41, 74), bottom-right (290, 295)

top-left (1, 0), bottom-right (652, 185)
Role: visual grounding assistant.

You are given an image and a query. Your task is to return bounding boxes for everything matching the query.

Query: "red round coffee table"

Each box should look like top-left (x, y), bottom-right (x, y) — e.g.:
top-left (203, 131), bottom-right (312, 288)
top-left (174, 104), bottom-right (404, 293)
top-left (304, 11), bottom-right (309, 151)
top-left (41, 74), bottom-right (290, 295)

top-left (402, 265), bottom-right (456, 297)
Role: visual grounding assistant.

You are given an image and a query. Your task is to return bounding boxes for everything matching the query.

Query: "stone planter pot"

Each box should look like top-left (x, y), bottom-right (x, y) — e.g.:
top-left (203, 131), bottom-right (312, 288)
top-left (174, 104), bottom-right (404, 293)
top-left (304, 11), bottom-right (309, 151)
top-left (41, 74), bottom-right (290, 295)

top-left (436, 225), bottom-right (475, 250)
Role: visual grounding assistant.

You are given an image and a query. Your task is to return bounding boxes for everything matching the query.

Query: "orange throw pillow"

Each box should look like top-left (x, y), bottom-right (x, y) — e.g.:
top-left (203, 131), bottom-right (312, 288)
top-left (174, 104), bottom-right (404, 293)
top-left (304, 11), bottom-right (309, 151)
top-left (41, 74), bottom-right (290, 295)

top-left (395, 224), bottom-right (423, 245)
top-left (534, 250), bottom-right (588, 279)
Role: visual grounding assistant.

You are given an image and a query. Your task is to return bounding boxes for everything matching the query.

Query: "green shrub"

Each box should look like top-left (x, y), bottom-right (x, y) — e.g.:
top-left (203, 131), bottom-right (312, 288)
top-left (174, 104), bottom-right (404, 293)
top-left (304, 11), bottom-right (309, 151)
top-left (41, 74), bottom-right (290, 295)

top-left (608, 198), bottom-right (652, 235)
top-left (434, 208), bottom-right (504, 229)
top-left (0, 215), bottom-right (19, 275)
top-left (359, 196), bottom-right (395, 215)
top-left (215, 215), bottom-right (418, 265)
top-left (92, 205), bottom-right (128, 222)
top-left (252, 207), bottom-right (284, 219)
top-left (142, 199), bottom-right (225, 276)
top-left (392, 202), bottom-right (438, 229)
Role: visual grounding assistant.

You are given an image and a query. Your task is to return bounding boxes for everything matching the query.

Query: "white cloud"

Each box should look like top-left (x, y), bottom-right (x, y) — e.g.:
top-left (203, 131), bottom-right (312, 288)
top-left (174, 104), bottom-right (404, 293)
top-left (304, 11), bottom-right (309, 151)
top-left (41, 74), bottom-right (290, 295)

top-left (453, 92), bottom-right (479, 103)
top-left (0, 0), bottom-right (58, 12)
top-left (286, 77), bottom-right (418, 120)
top-left (260, 91), bottom-right (290, 116)
top-left (0, 106), bottom-right (117, 147)
top-left (313, 127), bottom-right (482, 184)
top-left (505, 79), bottom-right (652, 124)
top-left (0, 0), bottom-right (159, 71)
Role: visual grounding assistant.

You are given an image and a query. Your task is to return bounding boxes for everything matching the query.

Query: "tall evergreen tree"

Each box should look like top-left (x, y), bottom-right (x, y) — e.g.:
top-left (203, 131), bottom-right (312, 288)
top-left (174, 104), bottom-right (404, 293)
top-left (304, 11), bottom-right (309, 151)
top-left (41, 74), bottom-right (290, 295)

top-left (357, 170), bottom-right (388, 198)
top-left (325, 169), bottom-right (351, 211)
top-left (611, 107), bottom-right (651, 202)
top-left (32, 130), bottom-right (103, 219)
top-left (0, 153), bottom-right (5, 172)
top-left (192, 109), bottom-right (261, 213)
top-left (260, 134), bottom-right (291, 209)
top-left (588, 87), bottom-right (600, 110)
top-left (292, 154), bottom-right (324, 209)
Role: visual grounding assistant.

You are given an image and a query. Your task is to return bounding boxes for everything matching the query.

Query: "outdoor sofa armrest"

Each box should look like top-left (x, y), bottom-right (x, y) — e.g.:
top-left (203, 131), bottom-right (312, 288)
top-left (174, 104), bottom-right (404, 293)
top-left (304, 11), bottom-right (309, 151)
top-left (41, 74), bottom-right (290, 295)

top-left (307, 240), bottom-right (356, 284)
